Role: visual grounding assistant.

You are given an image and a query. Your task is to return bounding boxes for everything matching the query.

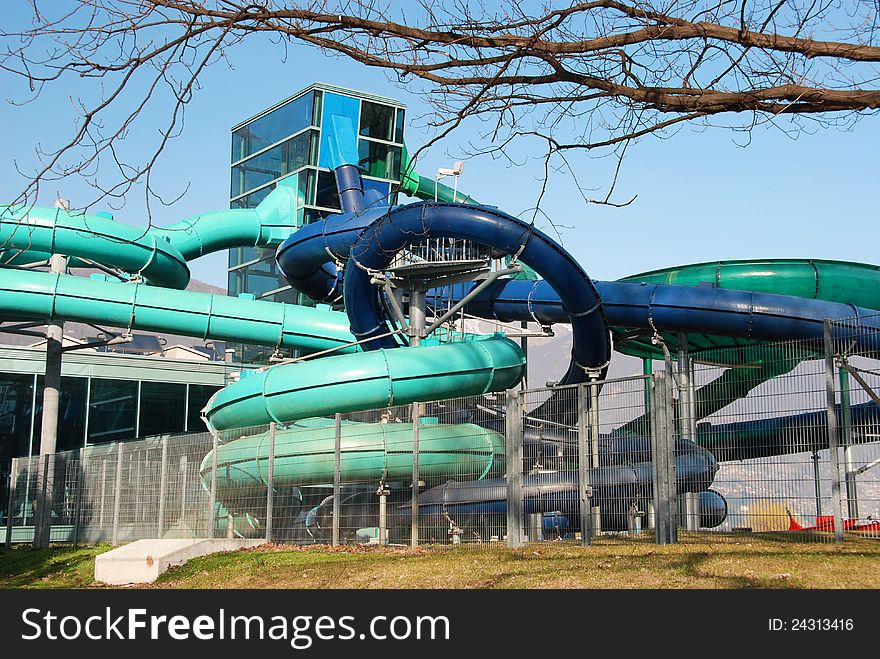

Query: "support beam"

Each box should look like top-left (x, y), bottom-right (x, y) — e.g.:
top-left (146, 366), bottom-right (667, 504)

top-left (34, 253), bottom-right (67, 548)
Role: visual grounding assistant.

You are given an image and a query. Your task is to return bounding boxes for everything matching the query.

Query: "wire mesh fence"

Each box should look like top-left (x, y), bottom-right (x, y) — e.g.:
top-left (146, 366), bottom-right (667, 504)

top-left (4, 316), bottom-right (879, 548)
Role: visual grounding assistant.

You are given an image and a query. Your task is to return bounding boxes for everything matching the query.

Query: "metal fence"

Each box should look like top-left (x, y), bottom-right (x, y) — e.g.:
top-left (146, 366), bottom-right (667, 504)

top-left (4, 316), bottom-right (880, 548)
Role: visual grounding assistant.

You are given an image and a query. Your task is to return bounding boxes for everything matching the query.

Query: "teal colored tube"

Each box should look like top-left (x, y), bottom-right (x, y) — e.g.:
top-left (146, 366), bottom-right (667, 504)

top-left (154, 185), bottom-right (297, 260)
top-left (0, 186), bottom-right (298, 287)
top-left (0, 268), bottom-right (357, 353)
top-left (203, 336), bottom-right (526, 431)
top-left (200, 422), bottom-right (506, 496)
top-left (0, 204), bottom-right (190, 289)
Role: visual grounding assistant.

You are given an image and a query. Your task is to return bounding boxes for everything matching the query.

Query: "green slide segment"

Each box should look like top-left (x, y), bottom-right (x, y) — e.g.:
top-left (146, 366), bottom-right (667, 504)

top-left (0, 186), bottom-right (298, 288)
top-left (203, 336), bottom-right (526, 431)
top-left (153, 185), bottom-right (297, 260)
top-left (0, 204), bottom-right (191, 289)
top-left (615, 258), bottom-right (880, 360)
top-left (201, 421), bottom-right (505, 496)
top-left (0, 268), bottom-right (357, 354)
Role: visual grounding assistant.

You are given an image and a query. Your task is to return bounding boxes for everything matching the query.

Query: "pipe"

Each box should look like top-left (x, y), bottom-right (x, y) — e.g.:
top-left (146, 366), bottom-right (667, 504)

top-left (0, 268), bottom-right (358, 354)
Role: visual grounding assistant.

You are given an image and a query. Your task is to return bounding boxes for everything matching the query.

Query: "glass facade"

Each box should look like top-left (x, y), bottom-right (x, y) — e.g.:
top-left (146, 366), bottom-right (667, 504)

top-left (0, 372), bottom-right (220, 463)
top-left (228, 84), bottom-right (406, 364)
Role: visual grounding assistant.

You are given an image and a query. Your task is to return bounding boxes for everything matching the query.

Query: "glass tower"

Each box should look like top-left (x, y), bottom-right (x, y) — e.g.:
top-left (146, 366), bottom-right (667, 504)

top-left (228, 85), bottom-right (406, 359)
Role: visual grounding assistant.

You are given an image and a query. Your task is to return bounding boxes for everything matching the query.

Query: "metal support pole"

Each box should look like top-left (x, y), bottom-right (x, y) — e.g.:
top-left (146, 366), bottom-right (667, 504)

top-left (520, 321), bottom-right (529, 390)
top-left (265, 421), bottom-right (276, 542)
top-left (576, 383), bottom-right (593, 546)
top-left (209, 431), bottom-right (219, 538)
top-left (677, 334), bottom-right (699, 532)
top-left (72, 447), bottom-right (85, 547)
top-left (823, 319), bottom-right (845, 544)
top-left (34, 253), bottom-right (67, 548)
top-left (99, 460), bottom-right (107, 528)
top-left (410, 402), bottom-right (420, 548)
top-left (505, 390), bottom-right (524, 548)
top-left (838, 366), bottom-right (859, 519)
top-left (408, 289), bottom-right (426, 347)
top-left (157, 437), bottom-right (167, 537)
top-left (179, 455), bottom-right (188, 527)
top-left (111, 443), bottom-right (123, 546)
top-left (642, 358), bottom-right (653, 417)
top-left (5, 458), bottom-right (17, 548)
top-left (811, 452), bottom-right (823, 517)
top-left (332, 413), bottom-right (342, 547)
top-left (651, 372), bottom-right (678, 545)
top-left (589, 380), bottom-right (602, 535)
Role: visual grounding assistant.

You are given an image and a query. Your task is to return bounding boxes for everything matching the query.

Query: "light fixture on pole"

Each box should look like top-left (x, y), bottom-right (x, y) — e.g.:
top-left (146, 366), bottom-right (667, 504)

top-left (435, 161), bottom-right (464, 202)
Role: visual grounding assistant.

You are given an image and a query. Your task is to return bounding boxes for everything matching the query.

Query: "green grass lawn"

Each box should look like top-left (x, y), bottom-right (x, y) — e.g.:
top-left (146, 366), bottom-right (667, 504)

top-left (2, 535), bottom-right (879, 589)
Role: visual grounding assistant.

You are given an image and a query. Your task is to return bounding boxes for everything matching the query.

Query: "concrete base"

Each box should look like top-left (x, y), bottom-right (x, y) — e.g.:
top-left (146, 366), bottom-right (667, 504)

top-left (94, 538), bottom-right (264, 585)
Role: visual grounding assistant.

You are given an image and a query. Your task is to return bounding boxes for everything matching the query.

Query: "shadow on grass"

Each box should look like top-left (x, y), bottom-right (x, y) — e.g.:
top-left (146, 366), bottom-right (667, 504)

top-left (0, 545), bottom-right (106, 589)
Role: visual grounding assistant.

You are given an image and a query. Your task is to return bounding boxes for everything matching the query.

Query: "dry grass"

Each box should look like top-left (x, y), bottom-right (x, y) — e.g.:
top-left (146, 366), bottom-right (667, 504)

top-left (3, 534), bottom-right (878, 589)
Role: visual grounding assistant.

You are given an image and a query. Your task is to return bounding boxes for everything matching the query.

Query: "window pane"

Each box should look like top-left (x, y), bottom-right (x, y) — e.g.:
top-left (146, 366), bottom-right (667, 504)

top-left (87, 379), bottom-right (138, 444)
top-left (315, 170), bottom-right (341, 209)
top-left (231, 185), bottom-right (273, 209)
top-left (187, 385), bottom-right (221, 432)
top-left (319, 93), bottom-right (361, 169)
top-left (33, 376), bottom-right (87, 453)
top-left (0, 374), bottom-right (34, 468)
top-left (359, 101), bottom-right (395, 141)
top-left (139, 382), bottom-right (186, 437)
top-left (232, 93), bottom-right (314, 161)
top-left (231, 131), bottom-right (314, 198)
top-left (358, 141), bottom-right (402, 180)
top-left (362, 179), bottom-right (391, 205)
top-left (395, 108), bottom-right (405, 143)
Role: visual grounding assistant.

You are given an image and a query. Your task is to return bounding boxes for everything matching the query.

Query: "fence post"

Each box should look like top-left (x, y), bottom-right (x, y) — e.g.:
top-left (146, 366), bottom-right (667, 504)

top-left (332, 413), bottom-right (342, 547)
top-left (589, 379), bottom-right (602, 535)
top-left (576, 383), bottom-right (593, 546)
top-left (157, 437), bottom-right (168, 537)
top-left (651, 372), bottom-right (678, 545)
top-left (823, 319), bottom-right (846, 544)
top-left (410, 402), bottom-right (420, 548)
top-left (505, 389), bottom-right (524, 548)
top-left (209, 431), bottom-right (219, 539)
top-left (266, 422), bottom-right (276, 543)
top-left (111, 443), bottom-right (123, 546)
top-left (838, 365), bottom-right (859, 519)
top-left (4, 458), bottom-right (17, 548)
top-left (73, 448), bottom-right (86, 547)
top-left (179, 455), bottom-right (188, 531)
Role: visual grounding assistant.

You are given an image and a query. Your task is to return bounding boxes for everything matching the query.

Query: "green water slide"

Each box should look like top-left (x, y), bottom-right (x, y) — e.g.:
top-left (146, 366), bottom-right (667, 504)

top-left (0, 185), bottom-right (297, 287)
top-left (202, 421), bottom-right (506, 505)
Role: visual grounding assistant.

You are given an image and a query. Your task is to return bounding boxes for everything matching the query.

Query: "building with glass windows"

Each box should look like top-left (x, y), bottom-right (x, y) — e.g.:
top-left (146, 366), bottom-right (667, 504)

top-left (227, 83), bottom-right (406, 361)
top-left (0, 344), bottom-right (225, 472)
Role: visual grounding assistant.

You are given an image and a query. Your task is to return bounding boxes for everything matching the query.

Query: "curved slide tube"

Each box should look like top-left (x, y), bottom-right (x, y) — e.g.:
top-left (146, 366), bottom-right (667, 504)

top-left (203, 336), bottom-right (525, 431)
top-left (0, 185), bottom-right (298, 287)
top-left (278, 200), bottom-right (611, 387)
top-left (451, 278), bottom-right (880, 352)
top-left (199, 421), bottom-right (506, 512)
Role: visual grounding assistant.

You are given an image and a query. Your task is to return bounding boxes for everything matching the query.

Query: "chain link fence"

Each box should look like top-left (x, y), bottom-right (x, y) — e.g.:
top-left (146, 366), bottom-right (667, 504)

top-left (4, 316), bottom-right (879, 548)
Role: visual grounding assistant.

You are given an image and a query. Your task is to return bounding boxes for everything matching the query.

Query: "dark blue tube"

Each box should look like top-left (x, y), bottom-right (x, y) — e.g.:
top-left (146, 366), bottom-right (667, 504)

top-left (436, 278), bottom-right (880, 354)
top-left (341, 202), bottom-right (611, 383)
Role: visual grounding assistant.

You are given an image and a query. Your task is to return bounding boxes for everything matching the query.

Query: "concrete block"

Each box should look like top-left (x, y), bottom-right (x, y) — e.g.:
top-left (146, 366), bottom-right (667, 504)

top-left (94, 538), bottom-right (264, 585)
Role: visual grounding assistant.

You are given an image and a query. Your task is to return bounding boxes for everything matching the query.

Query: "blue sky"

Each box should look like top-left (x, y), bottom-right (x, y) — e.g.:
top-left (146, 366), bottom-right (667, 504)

top-left (1, 24), bottom-right (878, 288)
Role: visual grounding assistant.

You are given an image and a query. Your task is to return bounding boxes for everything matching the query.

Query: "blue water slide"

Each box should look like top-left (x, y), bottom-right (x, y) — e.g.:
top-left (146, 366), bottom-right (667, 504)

top-left (437, 278), bottom-right (880, 354)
